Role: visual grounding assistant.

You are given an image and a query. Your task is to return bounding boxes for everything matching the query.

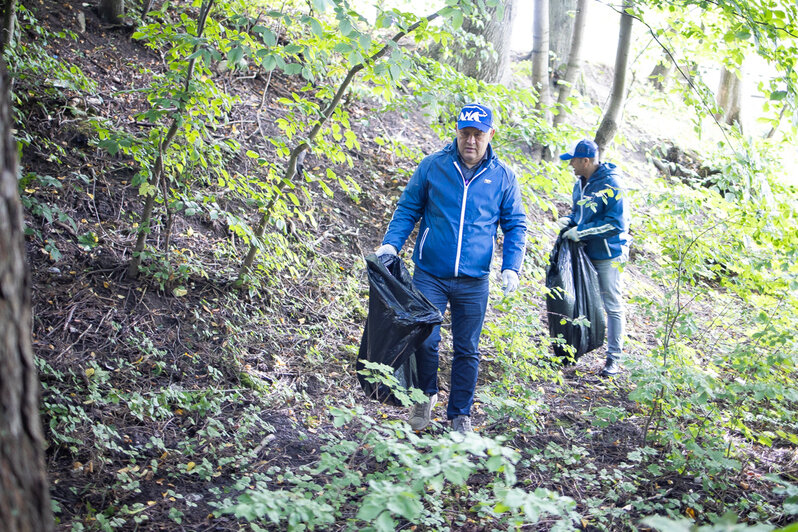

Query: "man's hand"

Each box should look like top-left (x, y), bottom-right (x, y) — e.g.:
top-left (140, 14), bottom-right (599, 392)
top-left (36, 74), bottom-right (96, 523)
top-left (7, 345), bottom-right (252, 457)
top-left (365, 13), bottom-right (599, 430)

top-left (376, 244), bottom-right (397, 257)
top-left (556, 216), bottom-right (571, 230)
top-left (563, 226), bottom-right (580, 242)
top-left (501, 270), bottom-right (519, 297)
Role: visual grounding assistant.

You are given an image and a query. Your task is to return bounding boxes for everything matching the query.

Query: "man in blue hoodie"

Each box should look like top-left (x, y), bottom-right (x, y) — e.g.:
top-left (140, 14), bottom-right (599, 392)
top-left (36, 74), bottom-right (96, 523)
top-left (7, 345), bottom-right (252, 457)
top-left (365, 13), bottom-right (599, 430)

top-left (376, 103), bottom-right (527, 433)
top-left (558, 139), bottom-right (631, 377)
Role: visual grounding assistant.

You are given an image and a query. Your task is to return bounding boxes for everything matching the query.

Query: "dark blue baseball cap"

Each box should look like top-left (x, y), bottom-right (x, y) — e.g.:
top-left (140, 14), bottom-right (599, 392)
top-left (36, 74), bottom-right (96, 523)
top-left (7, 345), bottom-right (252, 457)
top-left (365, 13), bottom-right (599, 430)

top-left (457, 103), bottom-right (493, 132)
top-left (560, 139), bottom-right (598, 160)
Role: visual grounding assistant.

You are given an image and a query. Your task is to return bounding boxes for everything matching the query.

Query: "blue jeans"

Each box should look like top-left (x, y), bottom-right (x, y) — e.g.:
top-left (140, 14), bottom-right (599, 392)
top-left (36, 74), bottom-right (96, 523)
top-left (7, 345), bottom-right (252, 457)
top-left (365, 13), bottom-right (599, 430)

top-left (412, 267), bottom-right (489, 419)
top-left (591, 257), bottom-right (625, 360)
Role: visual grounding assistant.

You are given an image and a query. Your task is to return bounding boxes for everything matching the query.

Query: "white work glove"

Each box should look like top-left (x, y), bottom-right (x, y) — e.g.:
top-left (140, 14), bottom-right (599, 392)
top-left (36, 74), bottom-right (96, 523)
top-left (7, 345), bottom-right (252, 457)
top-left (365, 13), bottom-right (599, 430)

top-left (556, 216), bottom-right (571, 230)
top-left (563, 226), bottom-right (580, 242)
top-left (376, 244), bottom-right (397, 257)
top-left (501, 270), bottom-right (519, 297)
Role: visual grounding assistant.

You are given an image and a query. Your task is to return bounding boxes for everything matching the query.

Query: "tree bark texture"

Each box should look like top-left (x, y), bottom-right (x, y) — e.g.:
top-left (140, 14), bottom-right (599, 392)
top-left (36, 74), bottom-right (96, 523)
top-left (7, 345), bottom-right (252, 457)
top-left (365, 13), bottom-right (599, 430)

top-left (0, 63), bottom-right (54, 532)
top-left (594, 0), bottom-right (633, 153)
top-left (552, 0), bottom-right (587, 128)
top-left (0, 0), bottom-right (15, 55)
top-left (531, 0), bottom-right (550, 118)
top-left (428, 0), bottom-right (516, 84)
top-left (716, 66), bottom-right (742, 128)
top-left (548, 0), bottom-right (576, 75)
top-left (99, 0), bottom-right (124, 24)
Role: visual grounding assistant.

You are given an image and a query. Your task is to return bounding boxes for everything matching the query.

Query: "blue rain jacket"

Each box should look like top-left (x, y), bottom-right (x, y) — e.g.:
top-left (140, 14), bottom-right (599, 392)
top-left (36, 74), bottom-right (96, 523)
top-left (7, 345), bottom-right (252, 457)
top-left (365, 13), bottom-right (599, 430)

top-left (382, 140), bottom-right (527, 279)
top-left (567, 162), bottom-right (630, 260)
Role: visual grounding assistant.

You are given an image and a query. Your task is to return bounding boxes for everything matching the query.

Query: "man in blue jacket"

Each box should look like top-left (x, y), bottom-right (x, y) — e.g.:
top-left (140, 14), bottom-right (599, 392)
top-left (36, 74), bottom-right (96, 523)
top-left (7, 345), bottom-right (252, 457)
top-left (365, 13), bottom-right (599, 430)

top-left (557, 139), bottom-right (631, 377)
top-left (376, 103), bottom-right (527, 433)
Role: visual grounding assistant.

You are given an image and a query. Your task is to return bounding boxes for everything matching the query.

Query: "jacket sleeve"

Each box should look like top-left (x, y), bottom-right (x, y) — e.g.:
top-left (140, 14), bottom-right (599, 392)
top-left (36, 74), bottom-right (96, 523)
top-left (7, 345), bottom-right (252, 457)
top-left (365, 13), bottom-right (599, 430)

top-left (576, 181), bottom-right (626, 241)
top-left (499, 168), bottom-right (527, 273)
top-left (381, 162), bottom-right (428, 251)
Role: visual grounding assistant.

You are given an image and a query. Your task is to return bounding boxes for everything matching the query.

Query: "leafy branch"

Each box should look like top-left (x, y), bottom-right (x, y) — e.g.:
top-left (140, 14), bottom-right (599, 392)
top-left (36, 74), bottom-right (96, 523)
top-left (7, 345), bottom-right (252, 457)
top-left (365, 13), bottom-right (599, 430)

top-left (235, 7), bottom-right (443, 285)
top-left (127, 0), bottom-right (215, 279)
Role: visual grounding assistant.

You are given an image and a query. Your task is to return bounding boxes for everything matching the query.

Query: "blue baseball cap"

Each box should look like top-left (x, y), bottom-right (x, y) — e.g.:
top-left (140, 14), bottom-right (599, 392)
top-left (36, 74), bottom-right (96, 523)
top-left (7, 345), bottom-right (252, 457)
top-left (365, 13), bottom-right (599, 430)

top-left (560, 139), bottom-right (599, 160)
top-left (457, 103), bottom-right (493, 132)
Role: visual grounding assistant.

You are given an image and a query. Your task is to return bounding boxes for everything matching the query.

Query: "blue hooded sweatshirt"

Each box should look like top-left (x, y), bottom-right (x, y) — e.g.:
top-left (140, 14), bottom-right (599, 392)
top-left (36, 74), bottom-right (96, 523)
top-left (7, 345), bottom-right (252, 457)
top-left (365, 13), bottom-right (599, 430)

top-left (567, 162), bottom-right (630, 260)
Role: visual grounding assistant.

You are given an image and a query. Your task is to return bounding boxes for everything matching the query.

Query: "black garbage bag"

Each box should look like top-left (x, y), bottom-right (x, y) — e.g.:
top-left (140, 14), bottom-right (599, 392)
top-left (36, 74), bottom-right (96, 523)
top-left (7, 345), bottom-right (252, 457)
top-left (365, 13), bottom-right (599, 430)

top-left (357, 254), bottom-right (443, 405)
top-left (545, 233), bottom-right (606, 361)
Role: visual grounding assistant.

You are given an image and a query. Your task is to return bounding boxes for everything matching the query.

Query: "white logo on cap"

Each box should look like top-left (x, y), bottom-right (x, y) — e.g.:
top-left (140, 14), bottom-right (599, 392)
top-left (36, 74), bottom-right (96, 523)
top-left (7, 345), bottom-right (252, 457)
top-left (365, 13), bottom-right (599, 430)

top-left (459, 107), bottom-right (488, 123)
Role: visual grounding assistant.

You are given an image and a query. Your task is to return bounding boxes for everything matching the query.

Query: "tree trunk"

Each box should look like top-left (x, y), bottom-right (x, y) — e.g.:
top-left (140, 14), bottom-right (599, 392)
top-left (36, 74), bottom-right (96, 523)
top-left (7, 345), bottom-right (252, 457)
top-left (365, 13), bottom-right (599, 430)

top-left (594, 0), bottom-right (633, 153)
top-left (531, 0), bottom-right (550, 120)
top-left (0, 62), bottom-right (54, 532)
top-left (548, 0), bottom-right (576, 78)
top-left (552, 0), bottom-right (587, 128)
top-left (428, 0), bottom-right (516, 84)
top-left (0, 0), bottom-right (15, 55)
top-left (648, 50), bottom-right (673, 91)
top-left (716, 65), bottom-right (742, 129)
top-left (99, 0), bottom-right (124, 24)
top-left (481, 0), bottom-right (515, 84)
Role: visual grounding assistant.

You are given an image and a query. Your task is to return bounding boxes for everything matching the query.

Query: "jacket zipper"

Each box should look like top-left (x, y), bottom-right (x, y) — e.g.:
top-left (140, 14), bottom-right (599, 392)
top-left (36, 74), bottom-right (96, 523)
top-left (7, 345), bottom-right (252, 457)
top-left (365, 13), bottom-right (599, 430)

top-left (452, 162), bottom-right (488, 277)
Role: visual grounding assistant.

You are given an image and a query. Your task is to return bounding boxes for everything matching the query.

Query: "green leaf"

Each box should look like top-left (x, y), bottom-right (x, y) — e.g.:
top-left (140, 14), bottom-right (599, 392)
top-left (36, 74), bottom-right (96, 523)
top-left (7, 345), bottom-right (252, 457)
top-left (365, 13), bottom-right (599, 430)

top-left (385, 494), bottom-right (422, 520)
top-left (98, 139), bottom-right (120, 156)
top-left (253, 25), bottom-right (276, 47)
top-left (339, 17), bottom-right (354, 36)
top-left (306, 16), bottom-right (323, 37)
top-left (227, 46), bottom-right (244, 68)
top-left (283, 63), bottom-right (302, 75)
top-left (356, 500), bottom-right (383, 521)
top-left (318, 180), bottom-right (333, 198)
top-left (261, 54), bottom-right (277, 71)
top-left (448, 10), bottom-right (463, 29)
top-left (374, 511), bottom-right (396, 532)
top-left (334, 42), bottom-right (353, 54)
top-left (312, 0), bottom-right (330, 12)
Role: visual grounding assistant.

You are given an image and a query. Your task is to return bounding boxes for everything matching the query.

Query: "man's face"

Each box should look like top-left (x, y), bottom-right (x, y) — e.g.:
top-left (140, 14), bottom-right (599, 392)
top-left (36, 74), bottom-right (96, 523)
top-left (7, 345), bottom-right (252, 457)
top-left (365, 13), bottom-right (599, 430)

top-left (456, 127), bottom-right (494, 167)
top-left (569, 157), bottom-right (590, 177)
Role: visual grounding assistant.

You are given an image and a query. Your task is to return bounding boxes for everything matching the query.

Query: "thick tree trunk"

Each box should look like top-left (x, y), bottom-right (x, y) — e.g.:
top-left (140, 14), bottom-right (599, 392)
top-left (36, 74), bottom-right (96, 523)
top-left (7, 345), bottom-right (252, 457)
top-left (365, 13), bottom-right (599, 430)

top-left (716, 66), bottom-right (742, 129)
top-left (428, 0), bottom-right (516, 84)
top-left (480, 0), bottom-right (515, 84)
top-left (99, 0), bottom-right (124, 24)
top-left (594, 0), bottom-right (633, 153)
top-left (552, 0), bottom-right (587, 128)
top-left (0, 63), bottom-right (54, 532)
top-left (548, 0), bottom-right (576, 77)
top-left (531, 0), bottom-right (550, 119)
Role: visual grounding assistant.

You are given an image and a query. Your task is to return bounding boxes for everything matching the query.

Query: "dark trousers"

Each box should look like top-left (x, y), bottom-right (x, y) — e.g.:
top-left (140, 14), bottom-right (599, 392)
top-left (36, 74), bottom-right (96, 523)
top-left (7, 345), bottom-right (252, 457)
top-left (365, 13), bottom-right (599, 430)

top-left (412, 267), bottom-right (490, 419)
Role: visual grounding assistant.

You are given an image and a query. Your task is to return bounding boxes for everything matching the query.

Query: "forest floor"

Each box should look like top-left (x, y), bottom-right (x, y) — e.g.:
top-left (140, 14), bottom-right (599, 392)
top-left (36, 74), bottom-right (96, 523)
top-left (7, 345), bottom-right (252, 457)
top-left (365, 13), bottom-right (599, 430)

top-left (16, 0), bottom-right (798, 530)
